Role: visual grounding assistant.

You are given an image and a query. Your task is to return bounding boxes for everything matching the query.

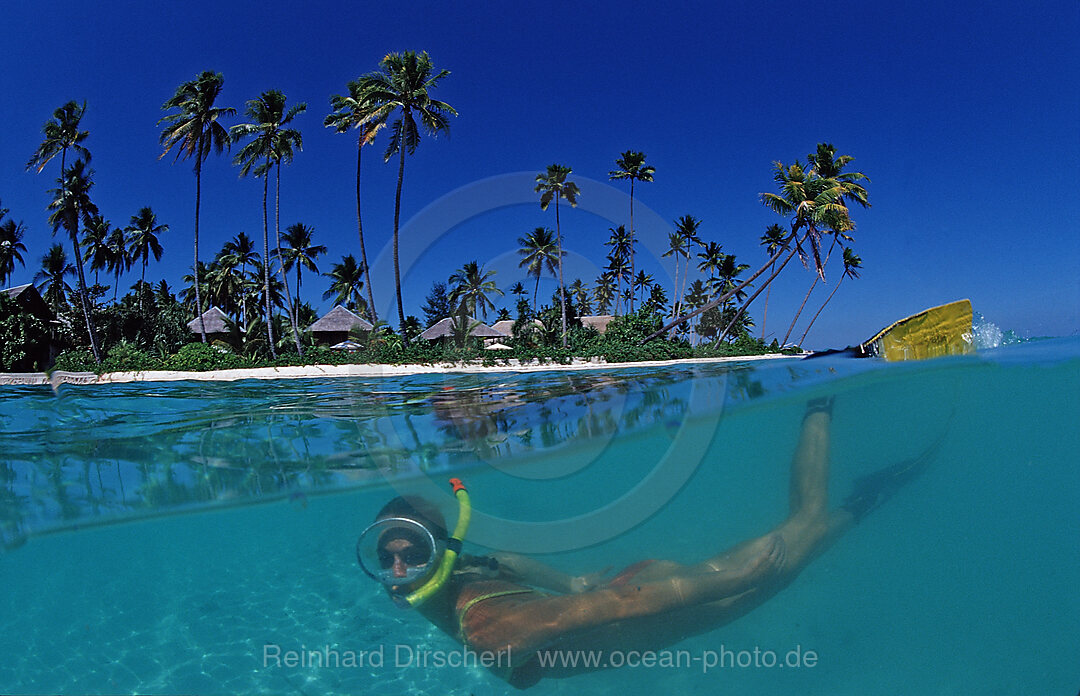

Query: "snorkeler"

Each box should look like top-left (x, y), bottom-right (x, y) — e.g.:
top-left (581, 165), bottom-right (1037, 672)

top-left (356, 398), bottom-right (938, 689)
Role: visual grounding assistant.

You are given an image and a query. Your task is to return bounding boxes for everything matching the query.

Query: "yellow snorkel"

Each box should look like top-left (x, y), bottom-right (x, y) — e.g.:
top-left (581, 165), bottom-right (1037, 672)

top-left (403, 478), bottom-right (471, 607)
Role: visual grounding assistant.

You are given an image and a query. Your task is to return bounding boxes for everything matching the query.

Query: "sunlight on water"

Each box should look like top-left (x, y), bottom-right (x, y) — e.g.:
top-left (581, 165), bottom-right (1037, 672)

top-left (1, 339), bottom-right (1078, 695)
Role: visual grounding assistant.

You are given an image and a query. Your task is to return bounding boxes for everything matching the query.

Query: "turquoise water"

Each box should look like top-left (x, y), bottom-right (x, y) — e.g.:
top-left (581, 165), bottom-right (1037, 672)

top-left (1, 339), bottom-right (1078, 695)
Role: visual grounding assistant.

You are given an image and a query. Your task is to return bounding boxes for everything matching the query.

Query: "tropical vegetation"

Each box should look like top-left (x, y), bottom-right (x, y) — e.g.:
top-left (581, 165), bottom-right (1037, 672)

top-left (1, 53), bottom-right (871, 374)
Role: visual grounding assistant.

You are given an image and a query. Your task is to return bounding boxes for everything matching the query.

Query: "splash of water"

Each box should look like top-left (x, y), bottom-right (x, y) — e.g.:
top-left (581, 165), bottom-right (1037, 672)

top-left (972, 312), bottom-right (1024, 350)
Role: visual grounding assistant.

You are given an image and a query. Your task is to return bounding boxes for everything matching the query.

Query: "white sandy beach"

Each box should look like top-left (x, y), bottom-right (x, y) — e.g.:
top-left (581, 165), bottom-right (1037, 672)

top-left (0, 353), bottom-right (800, 387)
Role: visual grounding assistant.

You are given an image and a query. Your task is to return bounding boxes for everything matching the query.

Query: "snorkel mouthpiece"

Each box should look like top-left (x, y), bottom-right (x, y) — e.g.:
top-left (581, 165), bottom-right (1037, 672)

top-left (357, 479), bottom-right (471, 608)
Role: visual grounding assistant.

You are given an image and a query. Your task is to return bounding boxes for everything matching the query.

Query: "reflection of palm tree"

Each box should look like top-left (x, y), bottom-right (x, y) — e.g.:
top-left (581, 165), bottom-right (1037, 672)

top-left (517, 227), bottom-right (559, 312)
top-left (799, 248), bottom-right (862, 346)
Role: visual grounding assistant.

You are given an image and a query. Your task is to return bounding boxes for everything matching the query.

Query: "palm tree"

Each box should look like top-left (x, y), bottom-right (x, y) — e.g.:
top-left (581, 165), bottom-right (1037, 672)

top-left (448, 260), bottom-right (502, 319)
top-left (0, 207), bottom-right (28, 287)
top-left (47, 159), bottom-right (101, 361)
top-left (632, 270), bottom-right (654, 305)
top-left (509, 281), bottom-right (526, 299)
top-left (325, 78), bottom-right (389, 323)
top-left (683, 279), bottom-right (709, 345)
top-left (535, 164), bottom-right (580, 347)
top-left (105, 223), bottom-right (130, 301)
top-left (357, 50), bottom-right (457, 339)
top-left (696, 241), bottom-right (725, 296)
top-left (672, 214), bottom-right (702, 319)
top-left (206, 251), bottom-right (244, 318)
top-left (26, 101), bottom-right (90, 181)
top-left (279, 222), bottom-right (325, 310)
top-left (80, 214), bottom-right (111, 286)
top-left (593, 272), bottom-right (615, 315)
top-left (127, 207), bottom-right (167, 310)
top-left (322, 254), bottom-right (367, 312)
top-left (568, 278), bottom-right (592, 315)
top-left (799, 248), bottom-right (862, 346)
top-left (604, 225), bottom-right (633, 315)
top-left (34, 243), bottom-right (74, 313)
top-left (158, 71), bottom-right (234, 343)
top-left (648, 148), bottom-right (863, 343)
top-left (609, 151), bottom-right (654, 312)
top-left (758, 223), bottom-right (788, 340)
top-left (661, 232), bottom-right (681, 314)
top-left (230, 88), bottom-right (306, 356)
top-left (180, 261), bottom-right (211, 314)
top-left (221, 232), bottom-right (259, 329)
top-left (516, 227), bottom-right (559, 312)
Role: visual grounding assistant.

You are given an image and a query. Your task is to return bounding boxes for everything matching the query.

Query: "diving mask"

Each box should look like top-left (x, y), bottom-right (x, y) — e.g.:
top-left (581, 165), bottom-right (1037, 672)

top-left (356, 517), bottom-right (440, 587)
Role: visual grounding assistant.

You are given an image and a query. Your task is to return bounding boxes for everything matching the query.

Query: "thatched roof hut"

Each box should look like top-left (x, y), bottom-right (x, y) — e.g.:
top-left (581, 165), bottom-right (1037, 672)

top-left (420, 316), bottom-right (509, 340)
top-left (187, 306), bottom-right (230, 335)
top-left (580, 314), bottom-right (615, 334)
top-left (1, 284), bottom-right (62, 370)
top-left (490, 318), bottom-right (544, 336)
top-left (306, 306), bottom-right (374, 347)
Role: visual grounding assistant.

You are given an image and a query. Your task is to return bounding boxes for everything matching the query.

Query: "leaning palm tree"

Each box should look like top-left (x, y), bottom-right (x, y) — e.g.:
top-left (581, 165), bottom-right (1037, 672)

top-left (0, 211), bottom-right (28, 287)
top-left (158, 71), bottom-right (234, 343)
top-left (127, 207), bottom-right (167, 311)
top-left (799, 248), bottom-right (862, 346)
top-left (609, 151), bottom-right (654, 313)
top-left (647, 149), bottom-right (861, 343)
top-left (516, 227), bottom-right (559, 312)
top-left (357, 50), bottom-right (457, 339)
top-left (325, 78), bottom-right (389, 322)
top-left (448, 260), bottom-right (502, 319)
top-left (229, 88), bottom-right (306, 356)
top-left (279, 222), bottom-right (325, 310)
top-left (535, 164), bottom-right (580, 347)
top-left (322, 254), bottom-right (367, 313)
top-left (47, 160), bottom-right (102, 361)
top-left (34, 243), bottom-right (75, 313)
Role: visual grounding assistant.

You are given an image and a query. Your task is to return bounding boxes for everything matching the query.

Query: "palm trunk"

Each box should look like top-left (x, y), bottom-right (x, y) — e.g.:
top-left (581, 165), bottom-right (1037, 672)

top-left (392, 123), bottom-right (407, 344)
top-left (261, 160), bottom-right (276, 357)
top-left (140, 260), bottom-right (146, 314)
top-left (70, 234), bottom-right (101, 362)
top-left (669, 250), bottom-right (680, 323)
top-left (799, 273), bottom-right (847, 346)
top-left (274, 161), bottom-right (303, 356)
top-left (782, 276), bottom-right (819, 347)
top-left (195, 153), bottom-right (207, 344)
top-left (716, 244), bottom-right (800, 345)
top-left (645, 230), bottom-right (801, 343)
top-left (555, 197), bottom-right (566, 348)
top-left (781, 235), bottom-right (838, 346)
top-left (760, 258), bottom-right (775, 341)
top-left (533, 272), bottom-right (540, 314)
top-left (356, 129), bottom-right (377, 323)
top-left (628, 178), bottom-right (635, 314)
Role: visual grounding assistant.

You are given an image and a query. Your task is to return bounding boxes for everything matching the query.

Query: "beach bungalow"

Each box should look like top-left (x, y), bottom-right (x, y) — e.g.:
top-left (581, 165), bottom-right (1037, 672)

top-left (1, 284), bottom-right (63, 370)
top-left (306, 305), bottom-right (374, 346)
top-left (580, 315), bottom-right (614, 334)
top-left (419, 316), bottom-right (508, 341)
top-left (186, 306), bottom-right (231, 341)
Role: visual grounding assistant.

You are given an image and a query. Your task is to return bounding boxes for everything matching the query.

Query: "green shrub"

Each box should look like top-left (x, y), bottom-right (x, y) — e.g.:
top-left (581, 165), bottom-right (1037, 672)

top-left (163, 342), bottom-right (248, 371)
top-left (101, 341), bottom-right (155, 372)
top-left (51, 349), bottom-right (97, 373)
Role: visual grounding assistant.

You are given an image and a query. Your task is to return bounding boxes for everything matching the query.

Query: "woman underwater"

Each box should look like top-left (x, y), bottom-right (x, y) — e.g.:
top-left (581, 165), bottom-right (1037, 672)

top-left (356, 398), bottom-right (934, 688)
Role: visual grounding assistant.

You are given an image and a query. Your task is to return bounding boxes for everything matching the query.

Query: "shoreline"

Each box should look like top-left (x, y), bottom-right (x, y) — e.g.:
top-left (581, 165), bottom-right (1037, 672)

top-left (0, 353), bottom-right (801, 387)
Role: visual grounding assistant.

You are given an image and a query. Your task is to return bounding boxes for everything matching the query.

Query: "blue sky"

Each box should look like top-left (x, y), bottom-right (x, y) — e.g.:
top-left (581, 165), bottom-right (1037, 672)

top-left (1, 0), bottom-right (1077, 348)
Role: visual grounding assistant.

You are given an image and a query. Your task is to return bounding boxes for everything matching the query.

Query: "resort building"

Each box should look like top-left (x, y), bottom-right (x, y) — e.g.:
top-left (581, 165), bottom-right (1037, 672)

top-left (306, 306), bottom-right (374, 346)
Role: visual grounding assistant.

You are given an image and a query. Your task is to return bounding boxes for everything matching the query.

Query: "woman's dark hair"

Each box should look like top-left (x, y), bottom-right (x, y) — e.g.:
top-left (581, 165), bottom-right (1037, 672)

top-left (376, 496), bottom-right (448, 540)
